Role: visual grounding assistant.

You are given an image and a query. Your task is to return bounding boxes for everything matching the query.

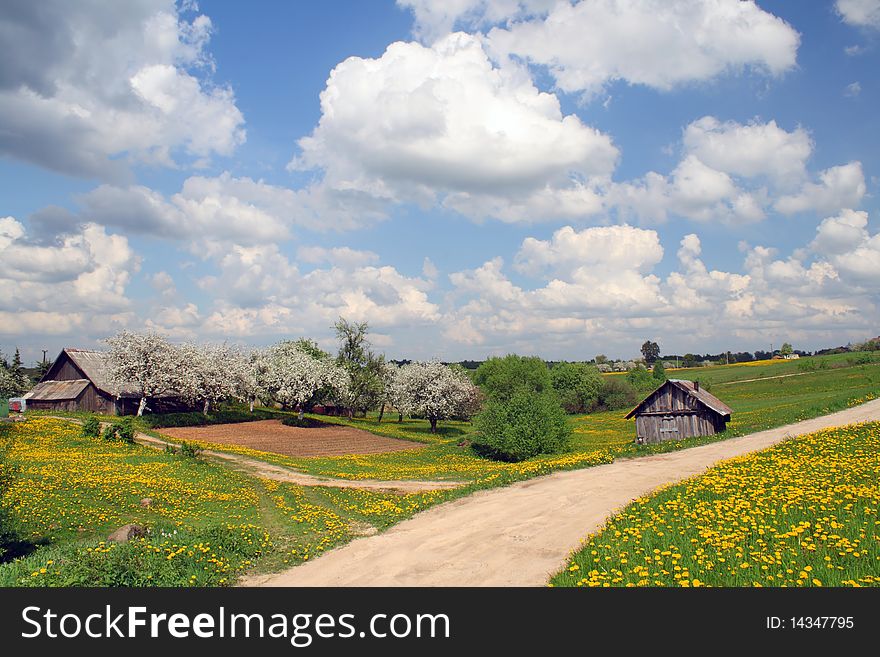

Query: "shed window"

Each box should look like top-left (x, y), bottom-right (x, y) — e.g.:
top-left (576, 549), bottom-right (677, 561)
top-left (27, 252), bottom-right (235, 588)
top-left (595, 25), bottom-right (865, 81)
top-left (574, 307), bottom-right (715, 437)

top-left (659, 416), bottom-right (679, 435)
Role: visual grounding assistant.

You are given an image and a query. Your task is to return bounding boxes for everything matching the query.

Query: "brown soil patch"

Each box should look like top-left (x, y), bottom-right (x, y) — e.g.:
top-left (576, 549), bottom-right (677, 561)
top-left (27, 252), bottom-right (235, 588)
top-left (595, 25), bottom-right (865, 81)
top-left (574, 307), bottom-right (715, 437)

top-left (159, 419), bottom-right (424, 458)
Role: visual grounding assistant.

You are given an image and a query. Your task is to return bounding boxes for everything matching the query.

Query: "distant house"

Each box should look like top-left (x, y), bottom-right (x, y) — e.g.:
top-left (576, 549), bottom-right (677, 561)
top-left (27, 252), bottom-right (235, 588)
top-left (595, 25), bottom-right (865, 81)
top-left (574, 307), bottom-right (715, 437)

top-left (625, 379), bottom-right (733, 444)
top-left (24, 348), bottom-right (191, 415)
top-left (783, 353), bottom-right (800, 360)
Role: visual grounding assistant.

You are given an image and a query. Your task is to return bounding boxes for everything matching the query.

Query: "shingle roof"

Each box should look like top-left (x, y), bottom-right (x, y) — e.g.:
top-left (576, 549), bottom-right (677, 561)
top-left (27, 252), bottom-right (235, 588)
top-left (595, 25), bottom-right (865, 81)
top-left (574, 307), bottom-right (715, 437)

top-left (24, 379), bottom-right (90, 401)
top-left (625, 378), bottom-right (733, 419)
top-left (60, 349), bottom-right (140, 397)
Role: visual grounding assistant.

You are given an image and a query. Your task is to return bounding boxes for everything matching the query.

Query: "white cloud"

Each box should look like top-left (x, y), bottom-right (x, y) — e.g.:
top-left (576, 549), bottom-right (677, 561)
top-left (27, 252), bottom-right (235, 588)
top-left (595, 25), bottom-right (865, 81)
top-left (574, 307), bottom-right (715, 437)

top-left (682, 116), bottom-right (812, 188)
top-left (836, 0), bottom-right (880, 28)
top-left (68, 172), bottom-right (388, 245)
top-left (291, 32), bottom-right (618, 223)
top-left (0, 218), bottom-right (140, 336)
top-left (845, 81), bottom-right (862, 97)
top-left (398, 0), bottom-right (556, 43)
top-left (774, 162), bottom-right (866, 216)
top-left (0, 0), bottom-right (244, 180)
top-left (485, 0), bottom-right (800, 97)
top-left (296, 246), bottom-right (380, 269)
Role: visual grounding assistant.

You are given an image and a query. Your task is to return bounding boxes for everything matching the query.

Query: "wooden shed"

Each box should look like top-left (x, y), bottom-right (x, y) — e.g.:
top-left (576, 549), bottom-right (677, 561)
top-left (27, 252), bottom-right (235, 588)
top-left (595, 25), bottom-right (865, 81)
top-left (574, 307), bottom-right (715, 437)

top-left (625, 379), bottom-right (732, 444)
top-left (24, 348), bottom-right (191, 415)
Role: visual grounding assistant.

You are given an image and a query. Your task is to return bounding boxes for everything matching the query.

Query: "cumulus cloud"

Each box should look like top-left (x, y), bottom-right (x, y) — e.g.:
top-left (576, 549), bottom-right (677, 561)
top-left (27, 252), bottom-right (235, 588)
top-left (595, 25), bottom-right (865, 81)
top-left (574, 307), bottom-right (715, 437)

top-left (682, 116), bottom-right (812, 189)
top-left (41, 172), bottom-right (388, 246)
top-left (484, 0), bottom-right (800, 97)
top-left (398, 0), bottom-right (556, 43)
top-left (440, 217), bottom-right (879, 355)
top-left (774, 163), bottom-right (866, 216)
top-left (836, 0), bottom-right (880, 28)
top-left (0, 0), bottom-right (244, 180)
top-left (607, 117), bottom-right (863, 224)
top-left (0, 217), bottom-right (140, 336)
top-left (291, 32), bottom-right (618, 223)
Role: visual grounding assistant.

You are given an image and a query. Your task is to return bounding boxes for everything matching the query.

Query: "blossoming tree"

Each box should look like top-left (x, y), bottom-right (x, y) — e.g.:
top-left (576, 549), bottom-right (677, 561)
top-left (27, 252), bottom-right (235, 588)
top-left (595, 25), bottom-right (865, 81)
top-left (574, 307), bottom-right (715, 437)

top-left (104, 331), bottom-right (178, 416)
top-left (256, 341), bottom-right (349, 418)
top-left (395, 360), bottom-right (481, 432)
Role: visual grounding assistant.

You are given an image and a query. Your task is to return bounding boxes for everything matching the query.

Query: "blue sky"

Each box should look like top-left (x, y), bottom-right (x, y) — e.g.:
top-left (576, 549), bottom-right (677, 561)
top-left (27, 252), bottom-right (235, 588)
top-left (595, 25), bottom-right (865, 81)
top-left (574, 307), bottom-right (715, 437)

top-left (1, 0), bottom-right (879, 364)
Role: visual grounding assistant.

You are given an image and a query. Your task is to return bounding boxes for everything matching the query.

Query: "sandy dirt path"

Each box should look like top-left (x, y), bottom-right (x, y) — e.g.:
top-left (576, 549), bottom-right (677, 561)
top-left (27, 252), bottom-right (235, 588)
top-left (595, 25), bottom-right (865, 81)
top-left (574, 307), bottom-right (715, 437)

top-left (247, 398), bottom-right (880, 587)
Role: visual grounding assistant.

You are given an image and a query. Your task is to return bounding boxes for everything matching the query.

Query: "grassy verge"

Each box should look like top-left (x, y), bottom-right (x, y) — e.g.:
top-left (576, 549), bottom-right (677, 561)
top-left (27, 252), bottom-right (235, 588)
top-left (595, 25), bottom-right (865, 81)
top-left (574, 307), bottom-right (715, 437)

top-left (0, 417), bottom-right (471, 586)
top-left (550, 422), bottom-right (880, 587)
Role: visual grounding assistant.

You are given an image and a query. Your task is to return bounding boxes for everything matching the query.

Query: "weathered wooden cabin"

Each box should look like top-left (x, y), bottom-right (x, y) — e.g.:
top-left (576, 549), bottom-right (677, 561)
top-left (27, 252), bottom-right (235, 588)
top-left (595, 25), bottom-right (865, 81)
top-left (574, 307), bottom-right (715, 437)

top-left (625, 379), bottom-right (732, 444)
top-left (24, 348), bottom-right (190, 415)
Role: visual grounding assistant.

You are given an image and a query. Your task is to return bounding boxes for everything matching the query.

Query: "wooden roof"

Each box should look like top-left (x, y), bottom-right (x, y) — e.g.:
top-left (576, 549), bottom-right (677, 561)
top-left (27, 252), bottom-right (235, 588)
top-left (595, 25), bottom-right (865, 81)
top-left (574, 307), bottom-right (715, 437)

top-left (24, 378), bottom-right (90, 401)
top-left (41, 348), bottom-right (140, 397)
top-left (625, 379), bottom-right (733, 420)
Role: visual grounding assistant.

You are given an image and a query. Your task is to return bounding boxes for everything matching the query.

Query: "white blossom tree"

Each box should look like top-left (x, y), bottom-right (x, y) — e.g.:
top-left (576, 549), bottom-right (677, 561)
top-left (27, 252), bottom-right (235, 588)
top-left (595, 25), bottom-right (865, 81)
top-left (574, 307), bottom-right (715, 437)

top-left (256, 341), bottom-right (349, 418)
top-left (395, 360), bottom-right (481, 433)
top-left (105, 331), bottom-right (178, 416)
top-left (175, 342), bottom-right (250, 415)
top-left (0, 366), bottom-right (26, 399)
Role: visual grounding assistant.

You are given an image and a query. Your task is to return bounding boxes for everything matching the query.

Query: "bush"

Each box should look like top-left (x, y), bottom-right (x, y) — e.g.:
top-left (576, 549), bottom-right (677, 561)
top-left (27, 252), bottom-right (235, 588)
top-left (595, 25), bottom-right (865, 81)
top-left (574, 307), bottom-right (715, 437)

top-left (179, 441), bottom-right (202, 458)
top-left (472, 390), bottom-right (571, 462)
top-left (550, 362), bottom-right (602, 413)
top-left (652, 360), bottom-right (666, 382)
top-left (281, 416), bottom-right (326, 429)
top-left (141, 409), bottom-right (274, 429)
top-left (101, 424), bottom-right (118, 441)
top-left (593, 379), bottom-right (639, 412)
top-left (626, 366), bottom-right (656, 392)
top-left (473, 355), bottom-right (551, 402)
top-left (81, 416), bottom-right (101, 438)
top-left (117, 417), bottom-right (136, 444)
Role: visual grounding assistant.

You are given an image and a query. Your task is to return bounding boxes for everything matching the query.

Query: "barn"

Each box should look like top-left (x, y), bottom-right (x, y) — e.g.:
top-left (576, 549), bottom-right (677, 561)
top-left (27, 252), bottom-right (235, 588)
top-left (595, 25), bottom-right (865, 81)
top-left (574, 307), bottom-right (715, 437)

top-left (625, 379), bottom-right (732, 444)
top-left (24, 348), bottom-right (190, 415)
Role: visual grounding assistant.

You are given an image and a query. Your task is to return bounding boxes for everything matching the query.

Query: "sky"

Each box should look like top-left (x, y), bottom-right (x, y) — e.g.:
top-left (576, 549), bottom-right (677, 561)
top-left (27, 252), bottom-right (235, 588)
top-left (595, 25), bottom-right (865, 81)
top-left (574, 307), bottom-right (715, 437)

top-left (1, 0), bottom-right (879, 364)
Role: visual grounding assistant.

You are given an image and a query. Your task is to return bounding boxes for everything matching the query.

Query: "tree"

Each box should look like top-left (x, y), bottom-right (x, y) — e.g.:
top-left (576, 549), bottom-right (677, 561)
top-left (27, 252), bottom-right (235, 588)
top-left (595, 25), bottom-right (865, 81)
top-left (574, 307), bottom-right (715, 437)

top-left (0, 367), bottom-right (25, 399)
top-left (472, 390), bottom-right (570, 462)
top-left (652, 359), bottom-right (666, 382)
top-left (395, 361), bottom-right (479, 433)
top-left (334, 318), bottom-right (386, 417)
top-left (594, 354), bottom-right (608, 365)
top-left (550, 362), bottom-right (602, 413)
top-left (640, 340), bottom-right (660, 364)
top-left (473, 355), bottom-right (551, 402)
top-left (780, 342), bottom-right (793, 356)
top-left (176, 343), bottom-right (248, 415)
top-left (105, 331), bottom-right (178, 416)
top-left (681, 353), bottom-right (699, 368)
top-left (626, 365), bottom-right (656, 392)
top-left (256, 341), bottom-right (349, 418)
top-left (10, 348), bottom-right (23, 379)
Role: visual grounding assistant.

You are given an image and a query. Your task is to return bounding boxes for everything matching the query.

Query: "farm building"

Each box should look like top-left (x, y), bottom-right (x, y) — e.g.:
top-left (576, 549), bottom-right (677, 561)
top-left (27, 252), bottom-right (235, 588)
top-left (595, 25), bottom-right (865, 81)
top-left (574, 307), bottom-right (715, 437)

top-left (625, 379), bottom-right (733, 444)
top-left (23, 348), bottom-right (190, 415)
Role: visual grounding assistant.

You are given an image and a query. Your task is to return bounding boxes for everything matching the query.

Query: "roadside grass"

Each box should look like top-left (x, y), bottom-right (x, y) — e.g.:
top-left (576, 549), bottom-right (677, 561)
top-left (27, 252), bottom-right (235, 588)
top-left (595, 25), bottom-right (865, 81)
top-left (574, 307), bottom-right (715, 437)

top-left (0, 417), bottom-right (476, 586)
top-left (550, 422), bottom-right (880, 587)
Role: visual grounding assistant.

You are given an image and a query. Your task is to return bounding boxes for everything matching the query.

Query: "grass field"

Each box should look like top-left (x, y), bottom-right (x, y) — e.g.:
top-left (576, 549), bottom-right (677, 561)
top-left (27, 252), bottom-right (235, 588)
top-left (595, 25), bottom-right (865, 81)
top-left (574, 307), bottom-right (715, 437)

top-left (4, 352), bottom-right (880, 586)
top-left (0, 418), bottom-right (459, 586)
top-left (550, 422), bottom-right (880, 587)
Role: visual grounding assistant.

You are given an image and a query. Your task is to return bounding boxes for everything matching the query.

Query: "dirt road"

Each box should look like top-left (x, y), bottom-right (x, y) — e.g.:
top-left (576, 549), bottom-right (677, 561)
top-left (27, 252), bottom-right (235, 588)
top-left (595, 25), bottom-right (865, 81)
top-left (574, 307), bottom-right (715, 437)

top-left (247, 398), bottom-right (880, 587)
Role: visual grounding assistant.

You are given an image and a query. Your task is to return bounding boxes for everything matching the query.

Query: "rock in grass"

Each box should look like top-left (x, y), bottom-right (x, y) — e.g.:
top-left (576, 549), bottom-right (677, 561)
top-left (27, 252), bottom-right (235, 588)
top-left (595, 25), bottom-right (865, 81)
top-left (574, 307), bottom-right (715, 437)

top-left (108, 524), bottom-right (146, 542)
top-left (139, 498), bottom-right (153, 508)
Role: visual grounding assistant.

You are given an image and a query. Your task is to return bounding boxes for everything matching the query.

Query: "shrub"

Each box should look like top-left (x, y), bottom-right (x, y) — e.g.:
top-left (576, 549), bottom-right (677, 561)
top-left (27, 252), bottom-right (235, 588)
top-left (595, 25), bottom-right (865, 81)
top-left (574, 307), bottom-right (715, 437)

top-left (281, 416), bottom-right (326, 429)
top-left (626, 366), bottom-right (656, 392)
top-left (652, 360), bottom-right (667, 382)
top-left (472, 390), bottom-right (571, 462)
top-left (593, 379), bottom-right (638, 412)
top-left (117, 417), bottom-right (136, 444)
top-left (473, 355), bottom-right (551, 401)
top-left (179, 441), bottom-right (202, 458)
top-left (101, 424), bottom-right (118, 441)
top-left (550, 362), bottom-right (602, 413)
top-left (81, 416), bottom-right (101, 438)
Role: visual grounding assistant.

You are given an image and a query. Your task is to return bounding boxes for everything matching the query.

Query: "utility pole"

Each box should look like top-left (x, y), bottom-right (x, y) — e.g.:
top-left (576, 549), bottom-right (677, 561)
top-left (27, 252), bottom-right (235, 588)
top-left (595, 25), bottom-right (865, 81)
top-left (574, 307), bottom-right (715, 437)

top-left (42, 349), bottom-right (48, 365)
